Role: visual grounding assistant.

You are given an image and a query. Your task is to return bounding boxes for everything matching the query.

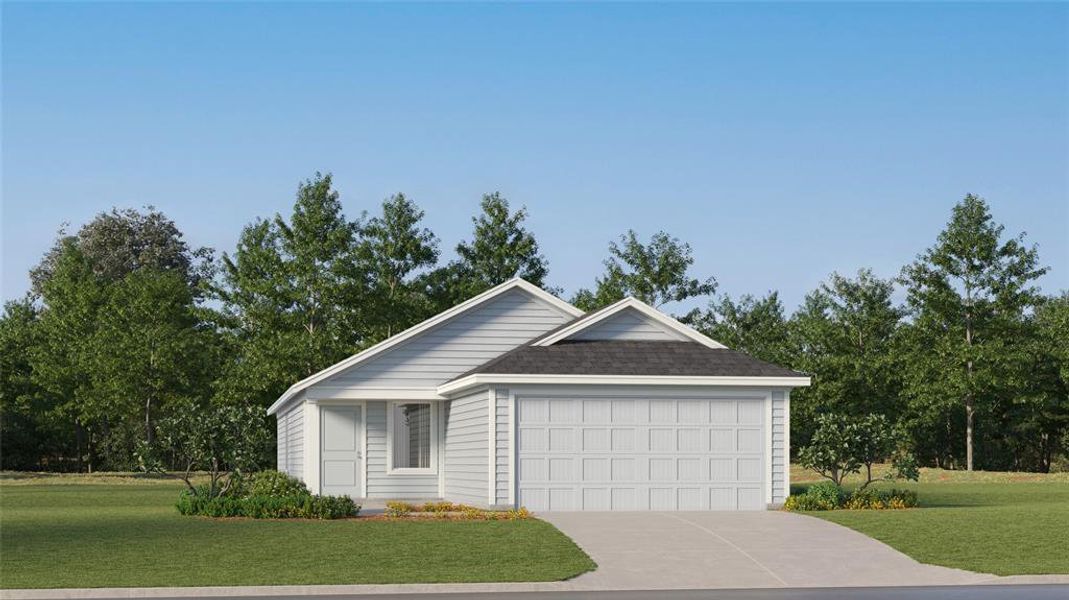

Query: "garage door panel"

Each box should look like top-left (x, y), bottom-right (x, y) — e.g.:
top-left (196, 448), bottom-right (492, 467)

top-left (517, 395), bottom-right (766, 512)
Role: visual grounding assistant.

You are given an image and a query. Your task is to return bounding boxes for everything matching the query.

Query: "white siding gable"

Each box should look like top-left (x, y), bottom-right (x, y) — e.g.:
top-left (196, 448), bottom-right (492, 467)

top-left (311, 288), bottom-right (573, 393)
top-left (567, 306), bottom-right (690, 342)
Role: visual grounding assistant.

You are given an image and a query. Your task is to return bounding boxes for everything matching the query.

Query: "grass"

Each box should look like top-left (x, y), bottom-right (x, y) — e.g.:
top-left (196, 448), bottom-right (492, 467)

top-left (789, 465), bottom-right (1069, 576)
top-left (0, 478), bottom-right (596, 589)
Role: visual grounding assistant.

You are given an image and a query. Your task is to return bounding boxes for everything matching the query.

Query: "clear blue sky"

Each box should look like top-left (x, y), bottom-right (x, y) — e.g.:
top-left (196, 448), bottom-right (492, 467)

top-left (3, 2), bottom-right (1067, 312)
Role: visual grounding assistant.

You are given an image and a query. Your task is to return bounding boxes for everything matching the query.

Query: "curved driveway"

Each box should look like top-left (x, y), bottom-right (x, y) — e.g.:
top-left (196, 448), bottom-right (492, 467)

top-left (541, 511), bottom-right (990, 589)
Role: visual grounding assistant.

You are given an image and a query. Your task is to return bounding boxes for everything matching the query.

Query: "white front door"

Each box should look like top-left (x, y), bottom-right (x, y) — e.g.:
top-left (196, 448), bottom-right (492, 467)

top-left (320, 405), bottom-right (363, 498)
top-left (516, 395), bottom-right (766, 511)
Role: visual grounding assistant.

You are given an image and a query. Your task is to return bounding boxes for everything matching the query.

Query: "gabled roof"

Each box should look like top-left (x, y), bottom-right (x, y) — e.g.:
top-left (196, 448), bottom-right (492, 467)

top-left (532, 297), bottom-right (726, 349)
top-left (455, 341), bottom-right (803, 378)
top-left (267, 278), bottom-right (582, 415)
top-left (437, 340), bottom-right (811, 396)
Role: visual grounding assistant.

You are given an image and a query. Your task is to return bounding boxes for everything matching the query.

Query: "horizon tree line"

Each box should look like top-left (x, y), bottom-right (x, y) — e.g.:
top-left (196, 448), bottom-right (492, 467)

top-left (1, 174), bottom-right (1066, 473)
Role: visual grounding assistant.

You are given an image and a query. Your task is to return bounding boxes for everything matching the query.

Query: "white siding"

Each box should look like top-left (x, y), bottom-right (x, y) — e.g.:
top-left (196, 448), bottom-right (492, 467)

top-left (366, 401), bottom-right (438, 498)
top-left (275, 403), bottom-right (305, 480)
top-left (495, 388), bottom-right (510, 505)
top-left (277, 414), bottom-right (288, 471)
top-left (771, 390), bottom-right (787, 504)
top-left (569, 308), bottom-right (689, 342)
top-left (443, 389), bottom-right (489, 505)
top-left (315, 289), bottom-right (572, 391)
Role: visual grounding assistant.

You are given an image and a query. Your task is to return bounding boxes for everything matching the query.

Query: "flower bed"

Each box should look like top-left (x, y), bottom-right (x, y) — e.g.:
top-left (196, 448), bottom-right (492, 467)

top-left (383, 500), bottom-right (531, 520)
top-left (784, 481), bottom-right (918, 511)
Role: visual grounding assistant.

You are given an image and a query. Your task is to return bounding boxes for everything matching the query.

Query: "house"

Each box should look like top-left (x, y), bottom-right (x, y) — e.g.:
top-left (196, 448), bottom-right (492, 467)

top-left (267, 279), bottom-right (810, 511)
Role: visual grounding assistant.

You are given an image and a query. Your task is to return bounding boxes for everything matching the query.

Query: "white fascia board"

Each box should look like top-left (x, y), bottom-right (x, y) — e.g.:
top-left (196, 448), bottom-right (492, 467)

top-left (437, 374), bottom-right (812, 397)
top-left (306, 387), bottom-right (443, 401)
top-left (532, 297), bottom-right (726, 349)
top-left (266, 278), bottom-right (581, 415)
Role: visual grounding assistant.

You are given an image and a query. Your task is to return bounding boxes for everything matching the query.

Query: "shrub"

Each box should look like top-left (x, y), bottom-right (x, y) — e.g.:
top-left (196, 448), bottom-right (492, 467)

top-left (807, 481), bottom-right (845, 509)
top-left (245, 470), bottom-right (310, 499)
top-left (787, 485), bottom-right (919, 512)
top-left (177, 489), bottom-right (359, 519)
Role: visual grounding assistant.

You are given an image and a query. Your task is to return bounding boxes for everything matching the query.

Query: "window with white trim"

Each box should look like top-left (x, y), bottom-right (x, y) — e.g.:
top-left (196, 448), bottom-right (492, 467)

top-left (390, 402), bottom-right (433, 471)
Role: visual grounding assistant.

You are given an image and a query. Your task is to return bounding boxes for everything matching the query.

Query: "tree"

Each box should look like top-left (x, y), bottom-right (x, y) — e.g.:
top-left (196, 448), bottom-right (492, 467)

top-left (0, 299), bottom-right (57, 470)
top-left (89, 269), bottom-right (221, 447)
top-left (788, 270), bottom-right (904, 448)
top-left (216, 172), bottom-right (368, 409)
top-left (1009, 293), bottom-right (1069, 471)
top-left (685, 292), bottom-right (793, 365)
top-left (899, 195), bottom-right (1047, 470)
top-left (29, 241), bottom-right (112, 470)
top-left (30, 207), bottom-right (212, 297)
top-left (432, 192), bottom-right (550, 306)
top-left (142, 400), bottom-right (269, 497)
top-left (799, 413), bottom-right (918, 489)
top-left (27, 209), bottom-right (217, 471)
top-left (572, 230), bottom-right (716, 312)
top-left (358, 193), bottom-right (440, 339)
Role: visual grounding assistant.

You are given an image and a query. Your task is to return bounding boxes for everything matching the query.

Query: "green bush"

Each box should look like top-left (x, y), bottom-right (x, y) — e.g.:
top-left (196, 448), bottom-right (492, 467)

top-left (177, 489), bottom-right (358, 519)
top-left (244, 470), bottom-right (310, 499)
top-left (807, 481), bottom-right (845, 508)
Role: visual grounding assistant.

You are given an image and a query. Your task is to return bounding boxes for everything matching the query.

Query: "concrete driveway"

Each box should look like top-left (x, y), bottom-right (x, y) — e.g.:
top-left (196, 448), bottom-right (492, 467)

top-left (541, 511), bottom-right (992, 589)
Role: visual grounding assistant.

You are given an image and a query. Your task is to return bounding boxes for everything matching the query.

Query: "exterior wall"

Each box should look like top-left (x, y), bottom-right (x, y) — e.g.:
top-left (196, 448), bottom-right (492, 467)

top-left (276, 401), bottom-right (304, 480)
top-left (442, 389), bottom-right (489, 505)
top-left (314, 289), bottom-right (572, 392)
top-left (569, 308), bottom-right (689, 342)
top-left (771, 391), bottom-right (787, 505)
top-left (365, 401), bottom-right (439, 498)
top-left (494, 388), bottom-right (510, 505)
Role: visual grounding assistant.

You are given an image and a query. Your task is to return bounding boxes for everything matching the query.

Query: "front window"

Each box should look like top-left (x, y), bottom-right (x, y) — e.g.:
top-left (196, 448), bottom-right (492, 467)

top-left (391, 402), bottom-right (432, 470)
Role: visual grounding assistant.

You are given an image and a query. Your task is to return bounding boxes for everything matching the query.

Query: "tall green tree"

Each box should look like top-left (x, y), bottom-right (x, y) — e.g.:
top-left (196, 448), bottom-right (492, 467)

top-left (26, 208), bottom-right (217, 470)
top-left (0, 298), bottom-right (59, 470)
top-left (899, 195), bottom-right (1047, 470)
top-left (358, 193), bottom-right (440, 339)
top-left (90, 269), bottom-right (221, 447)
top-left (1008, 293), bottom-right (1069, 471)
top-left (216, 172), bottom-right (368, 408)
top-left (426, 192), bottom-right (551, 309)
top-left (789, 270), bottom-right (904, 449)
top-left (572, 230), bottom-right (716, 312)
top-left (685, 292), bottom-right (793, 366)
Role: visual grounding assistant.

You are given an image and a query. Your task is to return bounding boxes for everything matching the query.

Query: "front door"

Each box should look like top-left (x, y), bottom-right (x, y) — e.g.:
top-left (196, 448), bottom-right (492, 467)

top-left (320, 405), bottom-right (363, 498)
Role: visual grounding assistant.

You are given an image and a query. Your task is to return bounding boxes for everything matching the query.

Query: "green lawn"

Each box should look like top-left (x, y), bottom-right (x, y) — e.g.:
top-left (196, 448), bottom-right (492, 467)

top-left (791, 466), bottom-right (1069, 576)
top-left (0, 478), bottom-right (596, 589)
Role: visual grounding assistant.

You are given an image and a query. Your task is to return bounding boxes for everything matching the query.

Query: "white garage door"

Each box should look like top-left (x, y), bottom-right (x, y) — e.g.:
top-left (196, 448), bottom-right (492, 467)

top-left (517, 395), bottom-right (766, 511)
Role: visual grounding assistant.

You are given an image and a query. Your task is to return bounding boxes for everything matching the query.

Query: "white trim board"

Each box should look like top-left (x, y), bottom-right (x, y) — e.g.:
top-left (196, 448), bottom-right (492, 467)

top-left (532, 297), bottom-right (726, 349)
top-left (267, 278), bottom-right (582, 415)
top-left (438, 374), bottom-right (812, 397)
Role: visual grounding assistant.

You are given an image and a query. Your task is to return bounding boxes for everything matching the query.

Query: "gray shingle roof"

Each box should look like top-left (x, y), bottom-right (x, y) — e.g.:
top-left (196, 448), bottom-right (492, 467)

top-left (454, 340), bottom-right (804, 379)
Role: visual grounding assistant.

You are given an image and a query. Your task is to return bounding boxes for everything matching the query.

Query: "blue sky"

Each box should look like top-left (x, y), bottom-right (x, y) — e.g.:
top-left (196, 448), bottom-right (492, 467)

top-left (3, 2), bottom-right (1067, 312)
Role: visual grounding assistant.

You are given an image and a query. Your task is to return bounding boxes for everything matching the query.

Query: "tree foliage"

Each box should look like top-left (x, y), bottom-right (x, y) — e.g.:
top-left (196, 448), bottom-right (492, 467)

top-left (572, 230), bottom-right (716, 311)
top-left (899, 194), bottom-right (1047, 470)
top-left (428, 192), bottom-right (551, 308)
top-left (4, 184), bottom-right (1066, 476)
top-left (799, 413), bottom-right (918, 488)
top-left (789, 270), bottom-right (904, 448)
top-left (215, 173), bottom-right (368, 409)
top-left (686, 291), bottom-right (793, 366)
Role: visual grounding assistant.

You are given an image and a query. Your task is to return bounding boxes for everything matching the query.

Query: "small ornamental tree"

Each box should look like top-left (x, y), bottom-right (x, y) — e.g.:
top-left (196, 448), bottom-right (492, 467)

top-left (139, 400), bottom-right (269, 498)
top-left (799, 413), bottom-right (919, 489)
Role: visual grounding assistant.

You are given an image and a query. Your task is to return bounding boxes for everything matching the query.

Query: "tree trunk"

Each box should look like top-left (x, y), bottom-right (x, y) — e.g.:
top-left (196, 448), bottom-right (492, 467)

top-left (145, 396), bottom-right (155, 445)
top-left (965, 396), bottom-right (974, 471)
